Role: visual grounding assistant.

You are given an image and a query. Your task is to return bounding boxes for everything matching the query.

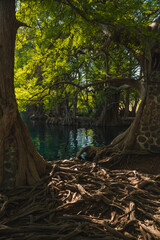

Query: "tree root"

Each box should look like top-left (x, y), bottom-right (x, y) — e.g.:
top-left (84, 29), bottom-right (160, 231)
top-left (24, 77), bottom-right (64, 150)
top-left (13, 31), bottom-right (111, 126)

top-left (0, 157), bottom-right (160, 239)
top-left (76, 98), bottom-right (149, 168)
top-left (76, 144), bottom-right (149, 170)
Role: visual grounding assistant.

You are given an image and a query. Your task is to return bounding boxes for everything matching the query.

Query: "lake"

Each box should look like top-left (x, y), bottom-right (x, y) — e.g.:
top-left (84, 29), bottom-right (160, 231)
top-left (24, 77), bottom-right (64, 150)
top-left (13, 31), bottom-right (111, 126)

top-left (22, 116), bottom-right (127, 161)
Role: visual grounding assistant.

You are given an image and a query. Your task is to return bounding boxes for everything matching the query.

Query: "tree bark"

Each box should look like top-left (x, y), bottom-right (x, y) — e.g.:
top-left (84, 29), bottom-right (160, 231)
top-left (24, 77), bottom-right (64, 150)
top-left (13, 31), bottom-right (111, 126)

top-left (135, 72), bottom-right (160, 153)
top-left (0, 0), bottom-right (47, 190)
top-left (78, 46), bottom-right (160, 161)
top-left (101, 19), bottom-right (160, 155)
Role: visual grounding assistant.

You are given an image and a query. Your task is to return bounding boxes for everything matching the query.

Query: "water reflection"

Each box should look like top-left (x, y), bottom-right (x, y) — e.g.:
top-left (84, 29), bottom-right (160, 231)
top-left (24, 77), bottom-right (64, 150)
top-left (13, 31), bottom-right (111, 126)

top-left (23, 117), bottom-right (127, 160)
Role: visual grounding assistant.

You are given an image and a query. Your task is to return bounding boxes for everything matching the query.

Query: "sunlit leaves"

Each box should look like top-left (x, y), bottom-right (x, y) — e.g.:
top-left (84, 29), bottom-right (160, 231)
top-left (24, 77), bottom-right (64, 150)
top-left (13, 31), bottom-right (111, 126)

top-left (15, 0), bottom-right (159, 114)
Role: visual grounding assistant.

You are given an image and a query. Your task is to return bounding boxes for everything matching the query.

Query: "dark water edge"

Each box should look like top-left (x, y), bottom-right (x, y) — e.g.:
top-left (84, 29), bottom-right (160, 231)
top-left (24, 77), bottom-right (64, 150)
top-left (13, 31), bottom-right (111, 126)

top-left (21, 114), bottom-right (128, 161)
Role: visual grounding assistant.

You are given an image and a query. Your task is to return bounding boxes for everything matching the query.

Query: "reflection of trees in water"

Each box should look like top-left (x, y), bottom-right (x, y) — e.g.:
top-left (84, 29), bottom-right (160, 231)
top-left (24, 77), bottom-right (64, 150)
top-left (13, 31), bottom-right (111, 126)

top-left (72, 129), bottom-right (78, 152)
top-left (45, 126), bottom-right (69, 160)
top-left (22, 115), bottom-right (128, 160)
top-left (76, 128), bottom-right (95, 148)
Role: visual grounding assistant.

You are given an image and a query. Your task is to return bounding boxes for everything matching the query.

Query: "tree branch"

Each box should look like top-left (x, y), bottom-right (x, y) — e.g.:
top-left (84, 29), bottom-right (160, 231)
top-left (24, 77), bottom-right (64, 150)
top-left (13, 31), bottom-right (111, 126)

top-left (65, 0), bottom-right (92, 22)
top-left (25, 74), bottom-right (145, 103)
top-left (16, 19), bottom-right (31, 29)
top-left (106, 75), bottom-right (145, 100)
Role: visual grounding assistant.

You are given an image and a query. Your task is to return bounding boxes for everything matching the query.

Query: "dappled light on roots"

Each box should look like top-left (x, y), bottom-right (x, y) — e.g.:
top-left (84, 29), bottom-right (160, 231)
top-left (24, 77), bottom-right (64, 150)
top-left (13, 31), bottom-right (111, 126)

top-left (1, 157), bottom-right (160, 239)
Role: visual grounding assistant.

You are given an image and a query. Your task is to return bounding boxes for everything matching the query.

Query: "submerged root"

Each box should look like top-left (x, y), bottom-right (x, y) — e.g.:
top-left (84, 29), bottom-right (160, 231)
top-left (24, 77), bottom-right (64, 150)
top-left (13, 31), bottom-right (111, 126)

top-left (1, 157), bottom-right (160, 239)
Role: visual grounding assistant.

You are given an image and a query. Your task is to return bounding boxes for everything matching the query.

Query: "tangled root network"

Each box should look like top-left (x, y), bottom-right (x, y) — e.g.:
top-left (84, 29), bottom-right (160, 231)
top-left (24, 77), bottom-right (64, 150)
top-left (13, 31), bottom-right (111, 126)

top-left (0, 158), bottom-right (160, 240)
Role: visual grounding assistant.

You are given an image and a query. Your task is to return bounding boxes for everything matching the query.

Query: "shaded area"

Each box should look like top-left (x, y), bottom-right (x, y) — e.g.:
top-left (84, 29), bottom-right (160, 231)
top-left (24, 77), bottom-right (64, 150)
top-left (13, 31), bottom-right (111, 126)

top-left (100, 154), bottom-right (160, 175)
top-left (1, 158), bottom-right (160, 239)
top-left (22, 116), bottom-right (127, 160)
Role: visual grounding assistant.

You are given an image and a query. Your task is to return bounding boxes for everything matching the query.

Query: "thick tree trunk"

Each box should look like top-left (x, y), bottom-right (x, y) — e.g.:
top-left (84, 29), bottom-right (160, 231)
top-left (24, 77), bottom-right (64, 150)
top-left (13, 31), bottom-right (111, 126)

top-left (77, 17), bottom-right (160, 162)
top-left (101, 27), bottom-right (160, 156)
top-left (103, 71), bottom-right (160, 154)
top-left (78, 71), bottom-right (160, 161)
top-left (135, 72), bottom-right (160, 153)
top-left (0, 0), bottom-right (47, 190)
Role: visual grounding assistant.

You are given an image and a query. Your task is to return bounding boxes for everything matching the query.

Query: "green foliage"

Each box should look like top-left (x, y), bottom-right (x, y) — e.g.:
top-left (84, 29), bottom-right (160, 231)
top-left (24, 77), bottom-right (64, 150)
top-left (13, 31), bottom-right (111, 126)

top-left (15, 0), bottom-right (159, 116)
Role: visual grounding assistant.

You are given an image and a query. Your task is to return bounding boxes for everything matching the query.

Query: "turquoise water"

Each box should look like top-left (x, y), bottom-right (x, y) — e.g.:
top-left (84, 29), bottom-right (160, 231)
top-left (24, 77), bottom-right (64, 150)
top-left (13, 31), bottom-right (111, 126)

top-left (22, 116), bottom-right (127, 161)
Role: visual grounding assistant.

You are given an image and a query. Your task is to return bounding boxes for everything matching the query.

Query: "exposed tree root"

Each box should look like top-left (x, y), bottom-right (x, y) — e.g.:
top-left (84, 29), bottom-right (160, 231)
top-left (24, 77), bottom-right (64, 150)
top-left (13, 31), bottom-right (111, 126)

top-left (76, 98), bottom-right (149, 167)
top-left (0, 157), bottom-right (160, 239)
top-left (76, 145), bottom-right (149, 171)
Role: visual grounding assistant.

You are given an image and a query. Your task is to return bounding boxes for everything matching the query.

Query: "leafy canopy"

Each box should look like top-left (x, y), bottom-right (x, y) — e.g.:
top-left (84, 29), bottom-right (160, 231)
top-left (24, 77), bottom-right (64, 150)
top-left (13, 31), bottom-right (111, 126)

top-left (15, 0), bottom-right (159, 113)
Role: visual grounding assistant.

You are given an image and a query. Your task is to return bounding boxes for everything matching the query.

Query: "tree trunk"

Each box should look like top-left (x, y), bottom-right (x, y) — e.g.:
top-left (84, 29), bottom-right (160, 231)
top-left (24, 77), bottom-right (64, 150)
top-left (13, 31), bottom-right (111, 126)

top-left (102, 72), bottom-right (160, 155)
top-left (0, 0), bottom-right (47, 190)
top-left (78, 70), bottom-right (160, 161)
top-left (91, 33), bottom-right (160, 159)
top-left (135, 72), bottom-right (160, 153)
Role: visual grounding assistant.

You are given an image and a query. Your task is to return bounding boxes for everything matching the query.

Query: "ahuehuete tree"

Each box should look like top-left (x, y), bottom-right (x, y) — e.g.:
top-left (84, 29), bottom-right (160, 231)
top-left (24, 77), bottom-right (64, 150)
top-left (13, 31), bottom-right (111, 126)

top-left (0, 0), bottom-right (48, 190)
top-left (55, 0), bottom-right (160, 160)
top-left (0, 0), bottom-right (159, 190)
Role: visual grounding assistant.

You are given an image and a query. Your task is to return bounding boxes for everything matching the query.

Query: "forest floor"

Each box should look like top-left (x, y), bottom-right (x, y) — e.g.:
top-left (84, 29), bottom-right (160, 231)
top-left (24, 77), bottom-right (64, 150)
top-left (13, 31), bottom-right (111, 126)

top-left (99, 154), bottom-right (160, 175)
top-left (0, 156), bottom-right (160, 240)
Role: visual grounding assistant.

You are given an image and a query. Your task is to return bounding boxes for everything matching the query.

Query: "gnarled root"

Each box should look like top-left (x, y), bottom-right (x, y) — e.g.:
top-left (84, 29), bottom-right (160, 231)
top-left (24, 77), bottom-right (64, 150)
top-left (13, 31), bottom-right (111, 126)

top-left (76, 98), bottom-right (148, 168)
top-left (1, 157), bottom-right (160, 240)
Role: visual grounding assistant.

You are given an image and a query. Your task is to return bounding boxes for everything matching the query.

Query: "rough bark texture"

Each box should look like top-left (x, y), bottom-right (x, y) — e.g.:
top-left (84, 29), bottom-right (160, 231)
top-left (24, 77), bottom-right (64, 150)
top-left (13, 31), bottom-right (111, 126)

top-left (77, 71), bottom-right (160, 162)
top-left (0, 0), bottom-right (47, 190)
top-left (136, 72), bottom-right (160, 153)
top-left (111, 72), bottom-right (160, 153)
